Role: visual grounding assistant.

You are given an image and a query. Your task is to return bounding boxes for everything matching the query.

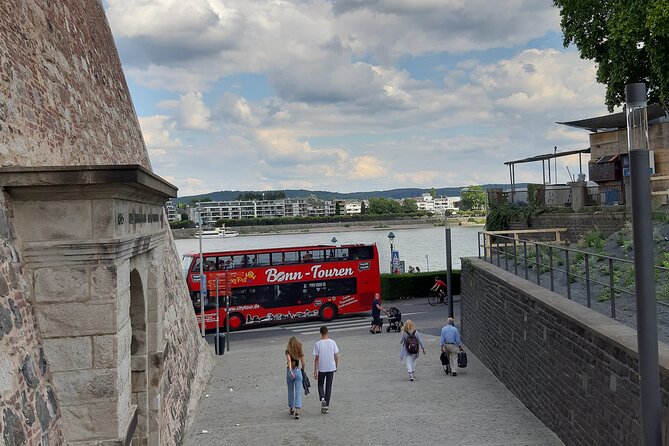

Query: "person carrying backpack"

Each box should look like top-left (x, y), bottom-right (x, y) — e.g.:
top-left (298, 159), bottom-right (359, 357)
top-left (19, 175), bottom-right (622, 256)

top-left (399, 319), bottom-right (426, 381)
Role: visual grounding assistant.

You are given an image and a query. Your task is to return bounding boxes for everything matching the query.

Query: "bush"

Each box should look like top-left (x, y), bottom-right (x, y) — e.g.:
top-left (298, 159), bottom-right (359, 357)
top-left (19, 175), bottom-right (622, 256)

top-left (170, 220), bottom-right (195, 229)
top-left (380, 270), bottom-right (461, 300)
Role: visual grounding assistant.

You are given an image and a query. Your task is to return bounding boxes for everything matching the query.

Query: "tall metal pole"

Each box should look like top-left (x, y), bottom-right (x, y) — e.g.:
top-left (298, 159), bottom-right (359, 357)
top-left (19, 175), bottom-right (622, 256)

top-left (626, 82), bottom-right (661, 445)
top-left (445, 226), bottom-right (453, 318)
top-left (198, 205), bottom-right (205, 337)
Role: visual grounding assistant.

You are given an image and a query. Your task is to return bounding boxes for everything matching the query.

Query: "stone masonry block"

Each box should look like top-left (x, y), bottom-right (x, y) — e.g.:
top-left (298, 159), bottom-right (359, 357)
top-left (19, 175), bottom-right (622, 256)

top-left (60, 401), bottom-right (123, 441)
top-left (91, 200), bottom-right (114, 239)
top-left (91, 265), bottom-right (118, 301)
top-left (36, 302), bottom-right (116, 337)
top-left (33, 267), bottom-right (88, 303)
top-left (93, 334), bottom-right (119, 369)
top-left (13, 200), bottom-right (93, 242)
top-left (52, 368), bottom-right (118, 404)
top-left (42, 336), bottom-right (92, 372)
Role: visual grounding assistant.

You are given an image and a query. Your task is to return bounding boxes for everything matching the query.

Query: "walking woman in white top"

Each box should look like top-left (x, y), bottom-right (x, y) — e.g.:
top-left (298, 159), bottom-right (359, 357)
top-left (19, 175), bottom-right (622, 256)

top-left (399, 319), bottom-right (426, 381)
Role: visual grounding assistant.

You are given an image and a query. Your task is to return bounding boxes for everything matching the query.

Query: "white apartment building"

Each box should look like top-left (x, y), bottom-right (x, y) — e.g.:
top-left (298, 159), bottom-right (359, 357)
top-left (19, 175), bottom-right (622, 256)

top-left (164, 200), bottom-right (179, 222)
top-left (189, 198), bottom-right (344, 226)
top-left (344, 201), bottom-right (362, 215)
top-left (416, 193), bottom-right (435, 212)
top-left (434, 196), bottom-right (460, 215)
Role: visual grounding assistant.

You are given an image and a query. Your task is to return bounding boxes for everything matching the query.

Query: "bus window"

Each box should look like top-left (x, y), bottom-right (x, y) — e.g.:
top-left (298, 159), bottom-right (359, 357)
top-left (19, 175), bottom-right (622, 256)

top-left (305, 281), bottom-right (327, 300)
top-left (272, 251), bottom-right (299, 265)
top-left (192, 257), bottom-right (202, 272)
top-left (348, 246), bottom-right (373, 260)
top-left (310, 250), bottom-right (325, 262)
top-left (275, 283), bottom-right (305, 307)
top-left (254, 253), bottom-right (271, 266)
top-left (181, 256), bottom-right (193, 277)
top-left (334, 248), bottom-right (348, 261)
top-left (301, 250), bottom-right (324, 263)
top-left (203, 256), bottom-right (217, 271)
top-left (327, 278), bottom-right (357, 296)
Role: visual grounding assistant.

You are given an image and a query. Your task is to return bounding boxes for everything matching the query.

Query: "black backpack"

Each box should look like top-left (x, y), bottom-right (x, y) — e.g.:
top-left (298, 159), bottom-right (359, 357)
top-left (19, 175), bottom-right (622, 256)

top-left (406, 332), bottom-right (419, 354)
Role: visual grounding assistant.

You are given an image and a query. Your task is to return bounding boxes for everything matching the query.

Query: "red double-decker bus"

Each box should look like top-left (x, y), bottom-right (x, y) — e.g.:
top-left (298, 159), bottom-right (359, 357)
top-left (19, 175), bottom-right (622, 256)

top-left (181, 243), bottom-right (381, 330)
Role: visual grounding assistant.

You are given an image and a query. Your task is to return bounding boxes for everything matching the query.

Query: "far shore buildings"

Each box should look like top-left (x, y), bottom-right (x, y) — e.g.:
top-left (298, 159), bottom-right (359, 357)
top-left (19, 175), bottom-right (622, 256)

top-left (178, 194), bottom-right (460, 226)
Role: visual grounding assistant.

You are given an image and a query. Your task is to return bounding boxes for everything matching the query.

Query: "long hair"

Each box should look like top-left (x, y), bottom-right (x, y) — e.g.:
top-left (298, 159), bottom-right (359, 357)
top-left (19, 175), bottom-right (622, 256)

top-left (402, 319), bottom-right (416, 333)
top-left (286, 336), bottom-right (303, 359)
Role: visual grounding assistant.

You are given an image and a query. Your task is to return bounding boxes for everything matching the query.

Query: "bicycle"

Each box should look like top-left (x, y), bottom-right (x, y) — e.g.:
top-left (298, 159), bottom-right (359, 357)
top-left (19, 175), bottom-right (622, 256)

top-left (427, 289), bottom-right (447, 306)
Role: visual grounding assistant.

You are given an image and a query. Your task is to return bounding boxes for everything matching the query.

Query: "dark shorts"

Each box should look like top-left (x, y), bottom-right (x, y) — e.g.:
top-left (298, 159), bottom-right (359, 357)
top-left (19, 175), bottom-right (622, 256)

top-left (372, 316), bottom-right (382, 326)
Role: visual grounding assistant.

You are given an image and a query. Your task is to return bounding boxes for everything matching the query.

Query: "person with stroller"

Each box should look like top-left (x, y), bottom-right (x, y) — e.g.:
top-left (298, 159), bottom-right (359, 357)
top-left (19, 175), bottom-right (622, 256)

top-left (440, 317), bottom-right (464, 376)
top-left (370, 292), bottom-right (388, 334)
top-left (399, 319), bottom-right (426, 381)
top-left (285, 336), bottom-right (306, 419)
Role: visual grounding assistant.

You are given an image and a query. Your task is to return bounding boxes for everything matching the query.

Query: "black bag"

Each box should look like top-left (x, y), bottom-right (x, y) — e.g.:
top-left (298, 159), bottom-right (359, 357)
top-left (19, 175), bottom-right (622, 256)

top-left (457, 351), bottom-right (468, 368)
top-left (440, 351), bottom-right (449, 365)
top-left (405, 332), bottom-right (419, 354)
top-left (301, 369), bottom-right (311, 395)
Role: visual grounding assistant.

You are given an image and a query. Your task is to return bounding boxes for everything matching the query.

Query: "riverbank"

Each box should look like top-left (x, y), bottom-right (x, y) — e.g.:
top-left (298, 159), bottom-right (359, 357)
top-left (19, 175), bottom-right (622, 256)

top-left (172, 218), bottom-right (485, 239)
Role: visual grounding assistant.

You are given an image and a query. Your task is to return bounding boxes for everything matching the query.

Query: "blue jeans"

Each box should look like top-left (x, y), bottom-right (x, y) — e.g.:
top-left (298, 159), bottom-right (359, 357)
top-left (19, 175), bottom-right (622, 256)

top-left (286, 368), bottom-right (303, 409)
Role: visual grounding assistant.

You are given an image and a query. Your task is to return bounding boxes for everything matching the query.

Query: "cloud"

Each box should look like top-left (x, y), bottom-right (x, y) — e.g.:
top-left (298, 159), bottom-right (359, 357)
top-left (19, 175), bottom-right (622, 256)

top-left (348, 155), bottom-right (388, 179)
top-left (138, 115), bottom-right (181, 157)
top-left (173, 92), bottom-right (211, 130)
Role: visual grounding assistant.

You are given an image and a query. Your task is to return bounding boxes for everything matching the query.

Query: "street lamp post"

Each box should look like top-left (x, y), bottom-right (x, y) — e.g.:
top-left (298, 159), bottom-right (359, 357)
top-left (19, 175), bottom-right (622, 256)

top-left (626, 82), bottom-right (661, 445)
top-left (387, 232), bottom-right (395, 273)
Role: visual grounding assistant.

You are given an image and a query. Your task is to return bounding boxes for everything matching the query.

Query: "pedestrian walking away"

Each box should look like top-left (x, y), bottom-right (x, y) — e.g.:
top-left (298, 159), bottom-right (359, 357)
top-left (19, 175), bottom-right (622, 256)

top-left (285, 336), bottom-right (306, 419)
top-left (440, 318), bottom-right (464, 376)
top-left (370, 292), bottom-right (388, 334)
top-left (313, 325), bottom-right (339, 414)
top-left (399, 319), bottom-right (426, 381)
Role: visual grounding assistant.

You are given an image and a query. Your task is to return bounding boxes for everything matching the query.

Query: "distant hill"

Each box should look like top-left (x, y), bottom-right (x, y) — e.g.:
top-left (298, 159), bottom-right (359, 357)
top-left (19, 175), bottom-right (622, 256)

top-left (172, 184), bottom-right (522, 204)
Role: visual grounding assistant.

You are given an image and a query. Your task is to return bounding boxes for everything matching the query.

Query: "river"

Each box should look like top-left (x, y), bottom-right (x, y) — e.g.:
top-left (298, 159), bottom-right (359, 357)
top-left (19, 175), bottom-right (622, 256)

top-left (174, 225), bottom-right (481, 273)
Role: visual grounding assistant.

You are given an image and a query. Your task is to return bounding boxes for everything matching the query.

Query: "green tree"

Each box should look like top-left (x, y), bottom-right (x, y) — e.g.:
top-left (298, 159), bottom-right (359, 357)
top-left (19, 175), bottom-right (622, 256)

top-left (180, 213), bottom-right (188, 221)
top-left (335, 201), bottom-right (341, 215)
top-left (360, 201), bottom-right (367, 214)
top-left (401, 198), bottom-right (418, 213)
top-left (460, 185), bottom-right (486, 211)
top-left (368, 197), bottom-right (401, 214)
top-left (553, 0), bottom-right (669, 110)
top-left (429, 187), bottom-right (437, 198)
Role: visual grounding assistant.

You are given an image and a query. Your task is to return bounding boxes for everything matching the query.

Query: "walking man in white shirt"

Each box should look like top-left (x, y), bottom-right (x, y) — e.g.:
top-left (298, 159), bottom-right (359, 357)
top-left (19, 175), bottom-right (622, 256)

top-left (313, 325), bottom-right (339, 414)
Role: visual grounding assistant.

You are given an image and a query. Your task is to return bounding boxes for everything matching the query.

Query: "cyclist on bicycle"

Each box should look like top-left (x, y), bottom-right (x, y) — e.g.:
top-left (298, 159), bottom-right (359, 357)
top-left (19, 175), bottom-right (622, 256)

top-left (430, 277), bottom-right (447, 303)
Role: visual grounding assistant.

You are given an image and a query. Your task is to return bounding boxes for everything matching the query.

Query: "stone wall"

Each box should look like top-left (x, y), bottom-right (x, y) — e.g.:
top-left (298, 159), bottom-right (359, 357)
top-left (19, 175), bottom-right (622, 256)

top-left (0, 193), bottom-right (64, 446)
top-left (0, 1), bottom-right (213, 444)
top-left (508, 210), bottom-right (627, 243)
top-left (461, 257), bottom-right (669, 446)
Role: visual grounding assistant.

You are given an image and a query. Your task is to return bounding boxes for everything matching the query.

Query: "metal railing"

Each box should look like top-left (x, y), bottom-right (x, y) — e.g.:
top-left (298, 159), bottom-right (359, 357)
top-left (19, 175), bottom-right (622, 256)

top-left (477, 231), bottom-right (669, 320)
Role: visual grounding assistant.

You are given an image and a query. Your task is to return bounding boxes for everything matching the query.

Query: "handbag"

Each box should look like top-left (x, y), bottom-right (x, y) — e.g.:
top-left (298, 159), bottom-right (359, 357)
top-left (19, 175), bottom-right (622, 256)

top-left (301, 369), bottom-right (311, 395)
top-left (457, 351), bottom-right (468, 368)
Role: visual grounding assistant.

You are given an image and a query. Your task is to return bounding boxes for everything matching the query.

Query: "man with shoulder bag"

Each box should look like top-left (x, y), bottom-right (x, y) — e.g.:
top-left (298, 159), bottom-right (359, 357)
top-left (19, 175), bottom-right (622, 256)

top-left (440, 318), bottom-right (464, 376)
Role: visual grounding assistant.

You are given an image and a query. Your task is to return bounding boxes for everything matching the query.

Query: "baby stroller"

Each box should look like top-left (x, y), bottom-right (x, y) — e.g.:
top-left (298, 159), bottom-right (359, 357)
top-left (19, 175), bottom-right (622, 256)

top-left (386, 307), bottom-right (404, 332)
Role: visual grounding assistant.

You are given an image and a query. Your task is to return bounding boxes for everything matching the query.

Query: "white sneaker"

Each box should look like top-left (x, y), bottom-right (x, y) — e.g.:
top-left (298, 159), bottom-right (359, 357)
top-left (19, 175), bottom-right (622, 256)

top-left (321, 398), bottom-right (328, 414)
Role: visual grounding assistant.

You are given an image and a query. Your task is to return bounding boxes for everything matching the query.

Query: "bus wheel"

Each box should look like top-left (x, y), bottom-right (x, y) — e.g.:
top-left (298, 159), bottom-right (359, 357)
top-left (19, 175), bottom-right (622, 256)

top-left (226, 313), bottom-right (244, 331)
top-left (319, 303), bottom-right (337, 321)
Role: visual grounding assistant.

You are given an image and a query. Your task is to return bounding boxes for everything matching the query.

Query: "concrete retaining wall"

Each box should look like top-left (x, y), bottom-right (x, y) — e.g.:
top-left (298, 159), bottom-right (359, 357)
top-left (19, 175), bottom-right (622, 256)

top-left (461, 257), bottom-right (669, 446)
top-left (508, 211), bottom-right (627, 243)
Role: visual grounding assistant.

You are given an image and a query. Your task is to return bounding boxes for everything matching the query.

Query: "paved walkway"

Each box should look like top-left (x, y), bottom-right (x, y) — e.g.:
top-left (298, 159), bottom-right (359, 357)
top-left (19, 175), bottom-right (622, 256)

top-left (188, 328), bottom-right (563, 445)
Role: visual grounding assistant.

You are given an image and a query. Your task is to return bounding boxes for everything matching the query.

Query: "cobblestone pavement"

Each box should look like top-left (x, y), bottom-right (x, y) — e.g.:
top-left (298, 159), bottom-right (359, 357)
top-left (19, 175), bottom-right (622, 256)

top-left (188, 319), bottom-right (564, 446)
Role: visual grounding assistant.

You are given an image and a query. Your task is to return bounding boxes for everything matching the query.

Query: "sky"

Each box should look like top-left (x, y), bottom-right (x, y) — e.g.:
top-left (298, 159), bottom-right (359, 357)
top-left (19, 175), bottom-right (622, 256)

top-left (103, 0), bottom-right (613, 197)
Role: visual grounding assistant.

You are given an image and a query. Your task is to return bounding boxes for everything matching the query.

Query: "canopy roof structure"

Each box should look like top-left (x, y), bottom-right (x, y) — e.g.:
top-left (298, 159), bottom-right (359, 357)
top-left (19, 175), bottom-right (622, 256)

top-left (504, 147), bottom-right (591, 200)
top-left (557, 104), bottom-right (667, 132)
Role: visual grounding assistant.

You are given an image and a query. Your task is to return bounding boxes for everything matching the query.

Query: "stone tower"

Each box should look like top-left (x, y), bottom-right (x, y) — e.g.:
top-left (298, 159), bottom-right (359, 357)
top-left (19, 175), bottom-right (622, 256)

top-left (0, 1), bottom-right (213, 445)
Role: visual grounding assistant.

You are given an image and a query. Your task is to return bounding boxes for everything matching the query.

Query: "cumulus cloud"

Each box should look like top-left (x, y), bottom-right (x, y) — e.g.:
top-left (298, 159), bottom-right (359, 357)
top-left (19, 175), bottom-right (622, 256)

top-left (138, 115), bottom-right (181, 157)
top-left (173, 92), bottom-right (211, 130)
top-left (107, 1), bottom-right (614, 194)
